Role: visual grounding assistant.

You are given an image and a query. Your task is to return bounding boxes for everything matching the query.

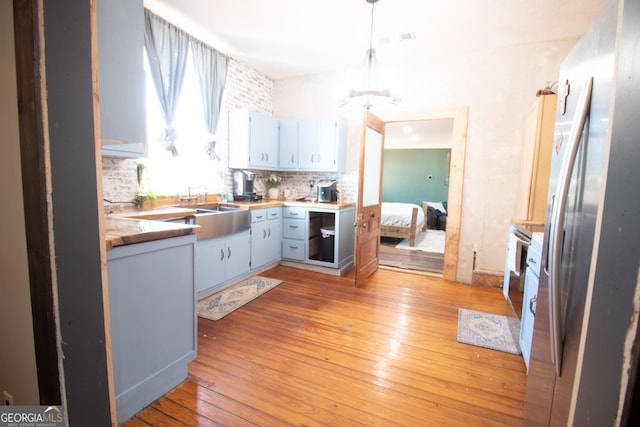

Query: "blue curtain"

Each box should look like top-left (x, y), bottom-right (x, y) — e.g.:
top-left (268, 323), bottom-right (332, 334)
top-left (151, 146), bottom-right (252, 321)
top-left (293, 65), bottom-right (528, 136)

top-left (191, 40), bottom-right (229, 160)
top-left (143, 10), bottom-right (189, 156)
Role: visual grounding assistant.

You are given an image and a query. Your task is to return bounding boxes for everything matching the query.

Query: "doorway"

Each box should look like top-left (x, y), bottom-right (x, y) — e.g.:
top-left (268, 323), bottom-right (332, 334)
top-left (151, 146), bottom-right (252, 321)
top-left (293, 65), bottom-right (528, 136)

top-left (375, 107), bottom-right (468, 282)
top-left (379, 120), bottom-right (453, 274)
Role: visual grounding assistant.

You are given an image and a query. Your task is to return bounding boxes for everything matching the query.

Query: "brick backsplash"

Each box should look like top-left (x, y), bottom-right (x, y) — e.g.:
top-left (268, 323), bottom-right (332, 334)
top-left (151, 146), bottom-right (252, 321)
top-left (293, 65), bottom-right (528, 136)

top-left (102, 157), bottom-right (137, 206)
top-left (102, 57), bottom-right (356, 209)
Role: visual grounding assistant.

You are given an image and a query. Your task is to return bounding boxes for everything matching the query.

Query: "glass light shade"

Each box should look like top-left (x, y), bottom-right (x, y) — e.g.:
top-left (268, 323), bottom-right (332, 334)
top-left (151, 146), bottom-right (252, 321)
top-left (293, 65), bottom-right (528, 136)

top-left (339, 47), bottom-right (399, 110)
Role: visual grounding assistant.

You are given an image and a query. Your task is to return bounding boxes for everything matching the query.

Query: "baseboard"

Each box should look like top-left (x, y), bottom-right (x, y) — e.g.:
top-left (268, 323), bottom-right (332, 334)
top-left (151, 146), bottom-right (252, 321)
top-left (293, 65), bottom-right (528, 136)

top-left (471, 270), bottom-right (503, 289)
top-left (279, 260), bottom-right (351, 276)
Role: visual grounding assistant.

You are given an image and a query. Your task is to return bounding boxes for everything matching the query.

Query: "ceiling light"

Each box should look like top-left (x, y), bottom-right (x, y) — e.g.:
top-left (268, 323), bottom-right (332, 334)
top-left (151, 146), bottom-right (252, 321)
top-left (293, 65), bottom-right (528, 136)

top-left (379, 31), bottom-right (417, 45)
top-left (339, 0), bottom-right (399, 111)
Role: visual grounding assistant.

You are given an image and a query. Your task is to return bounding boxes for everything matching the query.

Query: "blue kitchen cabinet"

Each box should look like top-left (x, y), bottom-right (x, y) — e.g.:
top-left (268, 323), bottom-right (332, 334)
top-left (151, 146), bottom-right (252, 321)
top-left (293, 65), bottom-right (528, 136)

top-left (279, 118), bottom-right (299, 170)
top-left (520, 236), bottom-right (542, 371)
top-left (228, 109), bottom-right (279, 170)
top-left (195, 236), bottom-right (226, 293)
top-left (281, 205), bottom-right (355, 274)
top-left (107, 234), bottom-right (196, 423)
top-left (196, 230), bottom-right (250, 295)
top-left (282, 206), bottom-right (307, 261)
top-left (298, 116), bottom-right (347, 172)
top-left (279, 116), bottom-right (347, 172)
top-left (250, 208), bottom-right (282, 270)
top-left (97, 0), bottom-right (147, 157)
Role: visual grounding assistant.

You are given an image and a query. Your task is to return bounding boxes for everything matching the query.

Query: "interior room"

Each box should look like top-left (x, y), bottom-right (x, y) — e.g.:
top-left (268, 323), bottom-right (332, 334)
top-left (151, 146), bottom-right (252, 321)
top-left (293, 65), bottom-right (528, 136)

top-left (4, 0), bottom-right (640, 425)
top-left (378, 119), bottom-right (453, 274)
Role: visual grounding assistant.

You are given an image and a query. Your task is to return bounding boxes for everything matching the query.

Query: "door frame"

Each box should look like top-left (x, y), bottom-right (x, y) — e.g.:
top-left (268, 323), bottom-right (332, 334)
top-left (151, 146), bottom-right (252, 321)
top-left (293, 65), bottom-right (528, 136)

top-left (375, 107), bottom-right (468, 282)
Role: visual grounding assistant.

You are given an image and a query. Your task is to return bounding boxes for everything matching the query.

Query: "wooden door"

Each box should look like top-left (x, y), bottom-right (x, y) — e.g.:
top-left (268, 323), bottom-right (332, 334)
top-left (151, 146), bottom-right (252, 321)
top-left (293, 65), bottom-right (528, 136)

top-left (354, 113), bottom-right (385, 287)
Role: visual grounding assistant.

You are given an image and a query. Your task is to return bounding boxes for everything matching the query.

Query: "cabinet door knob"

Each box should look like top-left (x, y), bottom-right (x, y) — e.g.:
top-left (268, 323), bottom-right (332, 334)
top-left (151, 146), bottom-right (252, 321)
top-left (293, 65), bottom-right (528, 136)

top-left (228, 247), bottom-right (232, 259)
top-left (528, 257), bottom-right (537, 264)
top-left (220, 248), bottom-right (225, 261)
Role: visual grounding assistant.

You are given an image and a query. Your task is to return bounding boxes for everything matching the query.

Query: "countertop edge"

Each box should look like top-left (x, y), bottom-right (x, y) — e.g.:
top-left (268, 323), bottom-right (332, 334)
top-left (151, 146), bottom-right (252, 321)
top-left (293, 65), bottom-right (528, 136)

top-left (104, 200), bottom-right (355, 249)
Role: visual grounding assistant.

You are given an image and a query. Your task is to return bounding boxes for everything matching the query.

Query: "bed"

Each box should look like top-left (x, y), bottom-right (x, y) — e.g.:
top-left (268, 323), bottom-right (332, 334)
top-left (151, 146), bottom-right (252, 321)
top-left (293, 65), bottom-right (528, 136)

top-left (380, 202), bottom-right (428, 247)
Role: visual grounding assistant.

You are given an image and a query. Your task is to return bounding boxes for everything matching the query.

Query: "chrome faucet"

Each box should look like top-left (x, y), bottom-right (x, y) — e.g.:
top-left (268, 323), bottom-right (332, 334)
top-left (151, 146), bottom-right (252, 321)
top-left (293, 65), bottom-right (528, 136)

top-left (186, 185), bottom-right (208, 204)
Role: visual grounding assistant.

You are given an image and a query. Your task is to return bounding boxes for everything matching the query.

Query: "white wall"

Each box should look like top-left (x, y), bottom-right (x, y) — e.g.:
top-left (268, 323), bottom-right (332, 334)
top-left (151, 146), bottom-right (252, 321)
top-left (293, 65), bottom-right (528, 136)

top-left (273, 40), bottom-right (577, 283)
top-left (0, 0), bottom-right (40, 404)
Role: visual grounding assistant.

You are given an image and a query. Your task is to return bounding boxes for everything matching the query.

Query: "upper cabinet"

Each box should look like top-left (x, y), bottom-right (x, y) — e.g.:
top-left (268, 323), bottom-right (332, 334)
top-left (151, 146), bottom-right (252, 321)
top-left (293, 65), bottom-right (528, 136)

top-left (97, 0), bottom-right (147, 158)
top-left (281, 116), bottom-right (347, 172)
top-left (515, 94), bottom-right (557, 222)
top-left (278, 119), bottom-right (299, 170)
top-left (228, 109), bottom-right (280, 170)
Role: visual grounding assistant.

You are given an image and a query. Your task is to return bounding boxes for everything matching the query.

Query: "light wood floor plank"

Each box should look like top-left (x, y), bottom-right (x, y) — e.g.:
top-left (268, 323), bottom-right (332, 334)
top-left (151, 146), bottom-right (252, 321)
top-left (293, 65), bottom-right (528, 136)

top-left (123, 266), bottom-right (526, 426)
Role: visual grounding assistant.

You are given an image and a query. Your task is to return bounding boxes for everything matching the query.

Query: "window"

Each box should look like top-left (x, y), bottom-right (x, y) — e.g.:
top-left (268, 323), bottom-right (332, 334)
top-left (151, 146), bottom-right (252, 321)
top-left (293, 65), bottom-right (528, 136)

top-left (143, 50), bottom-right (226, 196)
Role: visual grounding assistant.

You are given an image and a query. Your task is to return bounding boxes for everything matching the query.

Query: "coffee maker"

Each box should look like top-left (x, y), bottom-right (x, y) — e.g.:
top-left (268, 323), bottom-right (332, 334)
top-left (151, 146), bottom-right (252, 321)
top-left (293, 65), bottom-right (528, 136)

top-left (317, 180), bottom-right (338, 203)
top-left (232, 170), bottom-right (261, 202)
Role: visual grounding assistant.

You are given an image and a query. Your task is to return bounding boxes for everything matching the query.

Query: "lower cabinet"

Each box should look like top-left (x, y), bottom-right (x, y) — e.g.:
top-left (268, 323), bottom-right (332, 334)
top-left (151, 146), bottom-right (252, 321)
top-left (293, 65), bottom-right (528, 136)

top-left (520, 237), bottom-right (542, 371)
top-left (282, 205), bottom-right (355, 272)
top-left (107, 234), bottom-right (196, 424)
top-left (195, 230), bottom-right (250, 295)
top-left (251, 208), bottom-right (282, 270)
top-left (282, 207), bottom-right (307, 261)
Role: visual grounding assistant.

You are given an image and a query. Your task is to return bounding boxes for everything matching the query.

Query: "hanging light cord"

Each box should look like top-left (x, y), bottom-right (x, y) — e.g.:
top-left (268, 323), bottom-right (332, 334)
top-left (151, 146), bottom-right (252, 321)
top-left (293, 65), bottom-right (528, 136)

top-left (365, 0), bottom-right (376, 104)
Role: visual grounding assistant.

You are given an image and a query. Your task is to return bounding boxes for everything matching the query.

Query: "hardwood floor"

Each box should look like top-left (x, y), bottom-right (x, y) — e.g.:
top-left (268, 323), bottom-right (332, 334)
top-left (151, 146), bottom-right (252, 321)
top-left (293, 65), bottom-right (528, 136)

top-left (379, 237), bottom-right (444, 274)
top-left (123, 266), bottom-right (526, 426)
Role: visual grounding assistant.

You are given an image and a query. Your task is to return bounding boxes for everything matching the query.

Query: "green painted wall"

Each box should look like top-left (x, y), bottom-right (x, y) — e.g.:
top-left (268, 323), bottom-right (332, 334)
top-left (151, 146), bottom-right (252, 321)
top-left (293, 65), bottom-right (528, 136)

top-left (382, 149), bottom-right (450, 205)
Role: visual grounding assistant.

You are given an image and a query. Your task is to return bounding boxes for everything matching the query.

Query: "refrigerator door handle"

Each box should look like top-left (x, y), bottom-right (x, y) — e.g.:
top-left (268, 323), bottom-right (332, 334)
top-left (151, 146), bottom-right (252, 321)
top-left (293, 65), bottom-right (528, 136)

top-left (548, 77), bottom-right (593, 376)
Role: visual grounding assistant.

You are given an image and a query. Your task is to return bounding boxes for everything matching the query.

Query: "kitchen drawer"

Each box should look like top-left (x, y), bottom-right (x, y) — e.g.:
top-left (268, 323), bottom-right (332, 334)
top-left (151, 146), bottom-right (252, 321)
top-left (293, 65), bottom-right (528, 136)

top-left (282, 238), bottom-right (304, 260)
top-left (527, 239), bottom-right (542, 278)
top-left (283, 218), bottom-right (306, 239)
top-left (266, 207), bottom-right (282, 220)
top-left (283, 206), bottom-right (306, 219)
top-left (251, 209), bottom-right (268, 223)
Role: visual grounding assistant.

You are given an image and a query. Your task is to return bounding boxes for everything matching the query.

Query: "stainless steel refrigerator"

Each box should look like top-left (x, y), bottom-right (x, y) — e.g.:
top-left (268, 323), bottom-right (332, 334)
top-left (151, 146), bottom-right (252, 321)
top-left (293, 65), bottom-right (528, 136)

top-left (523, 0), bottom-right (640, 425)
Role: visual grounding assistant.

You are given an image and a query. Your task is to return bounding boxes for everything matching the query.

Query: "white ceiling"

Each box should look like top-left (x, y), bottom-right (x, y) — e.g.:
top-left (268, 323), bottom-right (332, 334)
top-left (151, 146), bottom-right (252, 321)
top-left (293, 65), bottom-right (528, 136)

top-left (144, 0), bottom-right (607, 81)
top-left (385, 119), bottom-right (454, 149)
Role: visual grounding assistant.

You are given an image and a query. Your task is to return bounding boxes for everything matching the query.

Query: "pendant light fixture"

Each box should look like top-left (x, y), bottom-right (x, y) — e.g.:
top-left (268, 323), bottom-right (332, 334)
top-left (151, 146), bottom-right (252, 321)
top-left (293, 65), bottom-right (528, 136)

top-left (339, 0), bottom-right (399, 110)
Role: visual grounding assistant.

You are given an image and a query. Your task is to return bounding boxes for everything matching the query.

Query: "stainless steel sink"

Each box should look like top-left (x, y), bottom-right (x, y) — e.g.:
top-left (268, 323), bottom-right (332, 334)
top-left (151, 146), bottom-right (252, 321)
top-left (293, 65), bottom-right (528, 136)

top-left (196, 206), bottom-right (239, 213)
top-left (194, 207), bottom-right (249, 240)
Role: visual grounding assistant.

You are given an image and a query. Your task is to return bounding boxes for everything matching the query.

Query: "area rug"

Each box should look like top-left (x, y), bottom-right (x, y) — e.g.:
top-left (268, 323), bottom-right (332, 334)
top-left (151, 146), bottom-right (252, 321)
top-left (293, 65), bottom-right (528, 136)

top-left (395, 230), bottom-right (445, 253)
top-left (457, 308), bottom-right (521, 354)
top-left (197, 276), bottom-right (283, 321)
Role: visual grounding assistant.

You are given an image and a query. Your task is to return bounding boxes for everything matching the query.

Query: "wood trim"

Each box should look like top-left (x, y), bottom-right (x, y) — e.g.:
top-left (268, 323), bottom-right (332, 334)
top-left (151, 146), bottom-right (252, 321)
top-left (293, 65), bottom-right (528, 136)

top-left (12, 0), bottom-right (61, 405)
top-left (471, 270), bottom-right (503, 289)
top-left (375, 107), bottom-right (469, 282)
top-left (89, 0), bottom-right (118, 419)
